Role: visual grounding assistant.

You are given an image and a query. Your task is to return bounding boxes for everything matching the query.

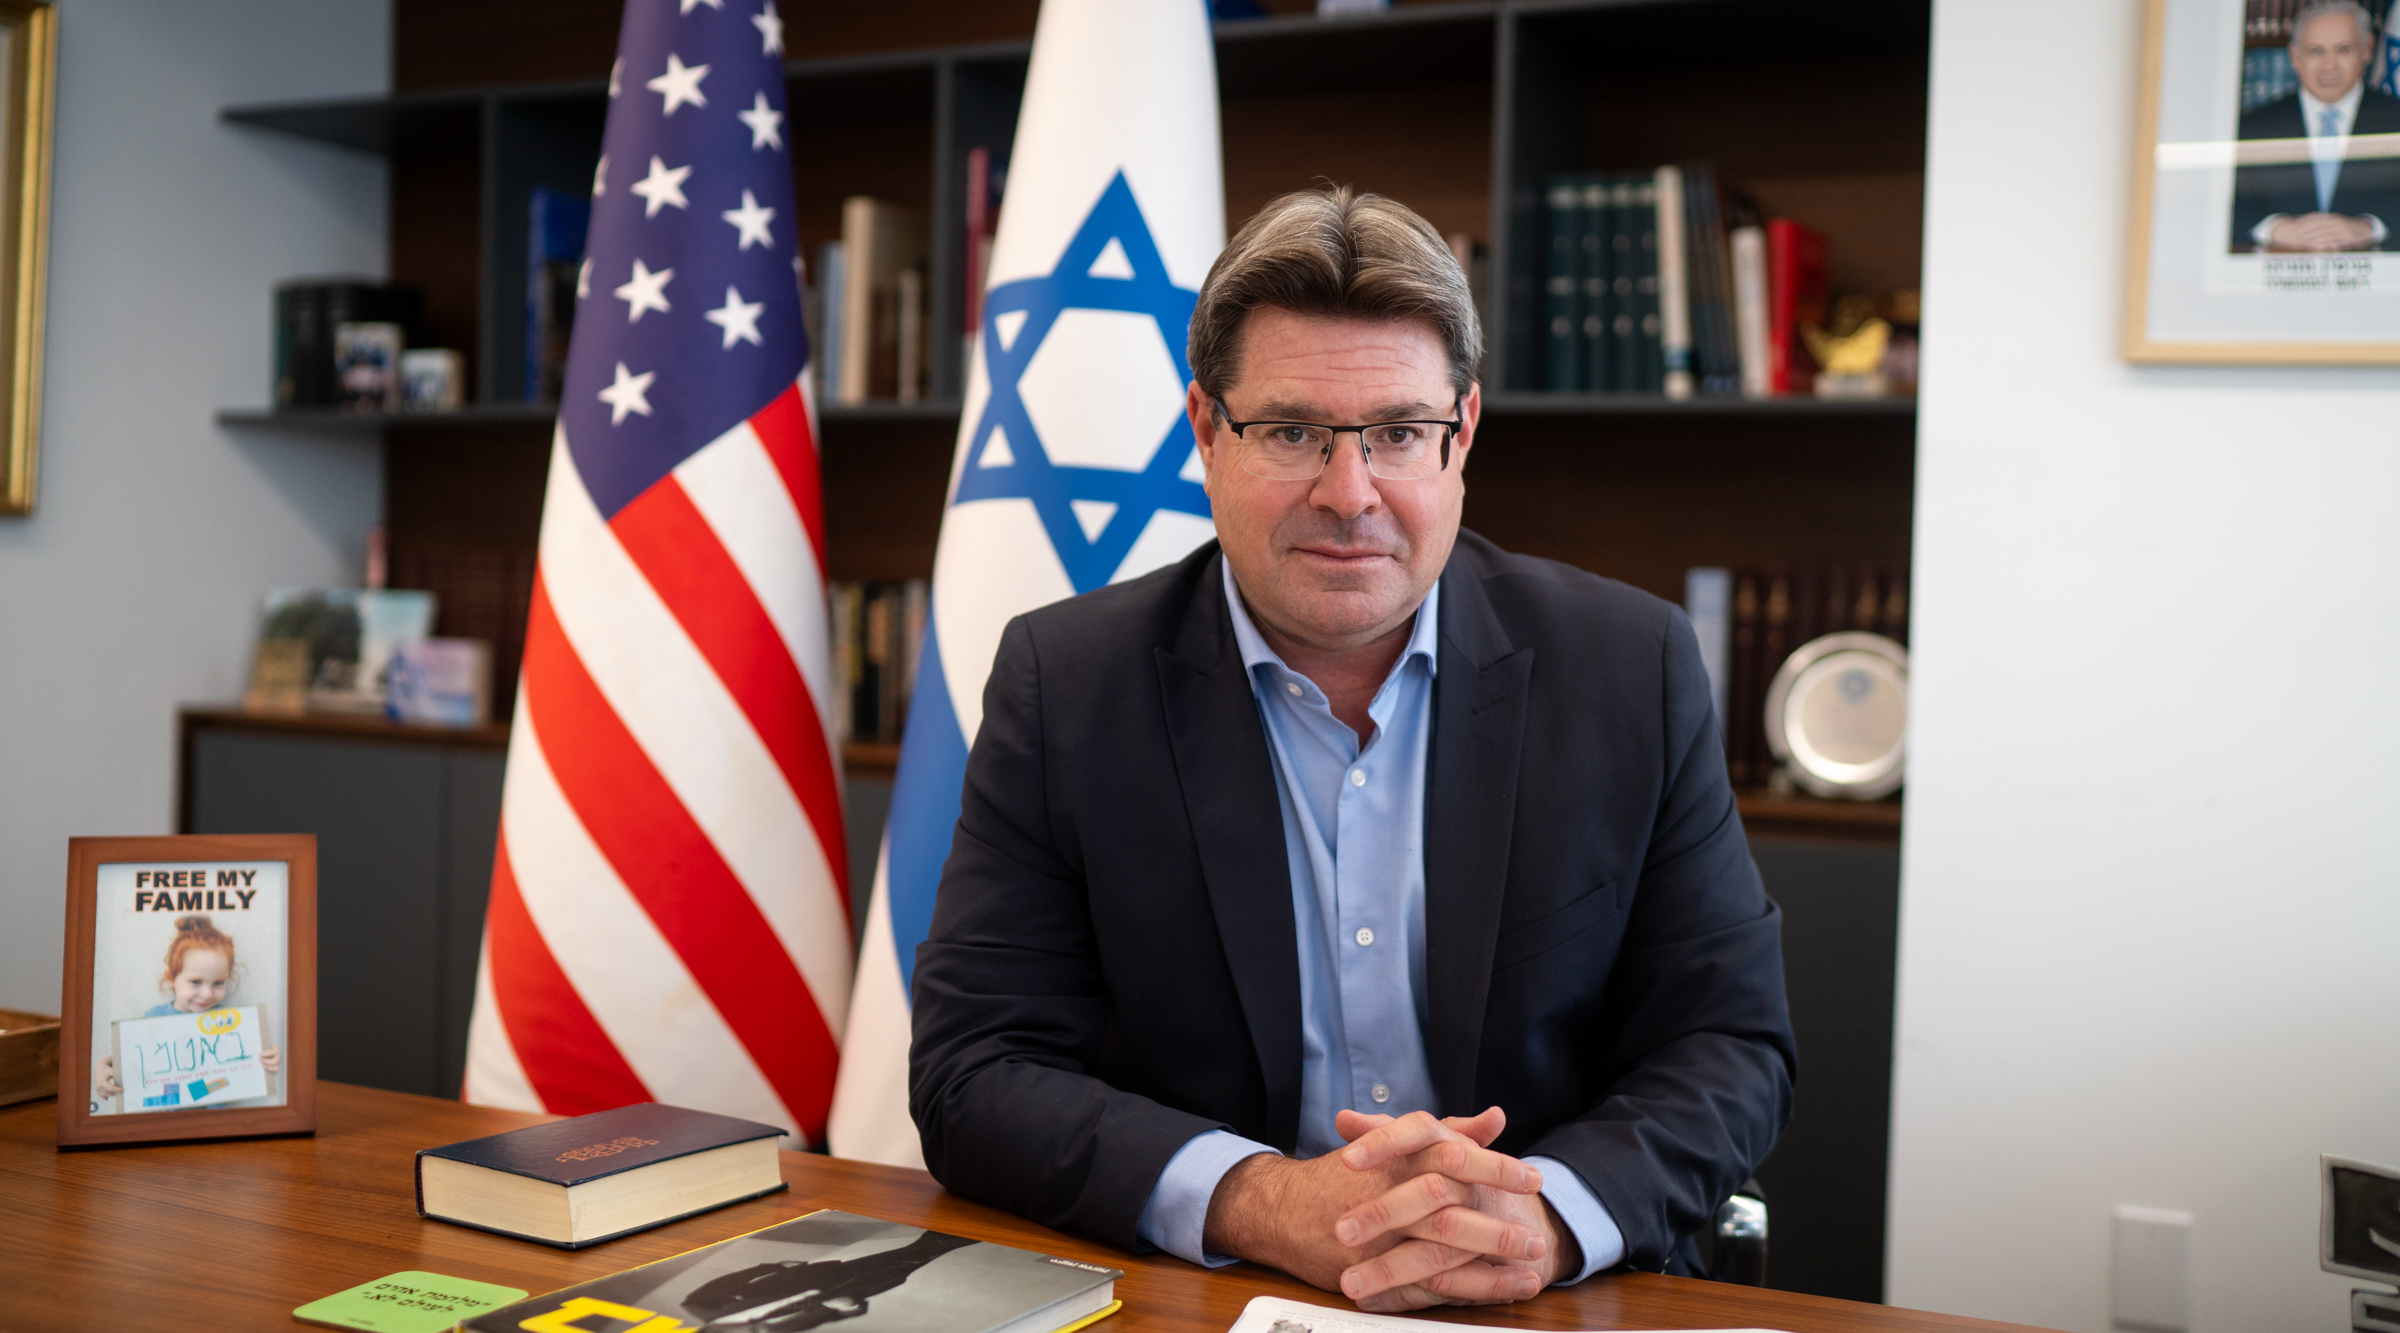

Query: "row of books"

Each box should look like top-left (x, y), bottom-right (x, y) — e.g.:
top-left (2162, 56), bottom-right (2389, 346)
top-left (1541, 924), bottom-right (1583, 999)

top-left (1542, 171), bottom-right (1671, 394)
top-left (1540, 166), bottom-right (1830, 398)
top-left (806, 150), bottom-right (1008, 406)
top-left (2244, 0), bottom-right (2357, 44)
top-left (527, 186), bottom-right (591, 403)
top-left (811, 198), bottom-right (929, 406)
top-left (1686, 564), bottom-right (1910, 791)
top-left (833, 579), bottom-right (929, 746)
top-left (2239, 45), bottom-right (2302, 112)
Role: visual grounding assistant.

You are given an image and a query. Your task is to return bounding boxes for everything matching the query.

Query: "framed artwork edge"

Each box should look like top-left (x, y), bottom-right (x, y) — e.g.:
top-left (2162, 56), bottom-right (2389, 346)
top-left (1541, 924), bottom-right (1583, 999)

top-left (2123, 0), bottom-right (2169, 363)
top-left (0, 0), bottom-right (50, 516)
top-left (56, 833), bottom-right (318, 1149)
top-left (2122, 0), bottom-right (2400, 365)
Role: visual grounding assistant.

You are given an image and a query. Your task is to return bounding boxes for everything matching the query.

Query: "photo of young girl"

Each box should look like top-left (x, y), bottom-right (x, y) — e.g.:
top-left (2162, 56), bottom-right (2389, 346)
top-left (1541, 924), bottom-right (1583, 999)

top-left (86, 860), bottom-right (290, 1116)
top-left (91, 915), bottom-right (282, 1105)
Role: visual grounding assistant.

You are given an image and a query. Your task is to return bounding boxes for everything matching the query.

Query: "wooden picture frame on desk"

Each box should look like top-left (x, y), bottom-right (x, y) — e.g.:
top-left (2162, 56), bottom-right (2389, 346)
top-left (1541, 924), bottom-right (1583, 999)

top-left (57, 834), bottom-right (317, 1148)
top-left (0, 0), bottom-right (50, 514)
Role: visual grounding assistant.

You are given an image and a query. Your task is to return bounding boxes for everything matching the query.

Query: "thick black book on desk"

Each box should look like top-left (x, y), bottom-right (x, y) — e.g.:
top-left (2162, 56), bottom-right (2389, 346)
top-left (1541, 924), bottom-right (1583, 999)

top-left (415, 1101), bottom-right (788, 1248)
top-left (461, 1209), bottom-right (1124, 1333)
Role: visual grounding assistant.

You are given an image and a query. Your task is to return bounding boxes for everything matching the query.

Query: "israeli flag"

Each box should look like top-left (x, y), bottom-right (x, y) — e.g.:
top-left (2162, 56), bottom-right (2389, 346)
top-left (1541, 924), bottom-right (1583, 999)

top-left (2380, 2), bottom-right (2400, 97)
top-left (825, 0), bottom-right (1225, 1166)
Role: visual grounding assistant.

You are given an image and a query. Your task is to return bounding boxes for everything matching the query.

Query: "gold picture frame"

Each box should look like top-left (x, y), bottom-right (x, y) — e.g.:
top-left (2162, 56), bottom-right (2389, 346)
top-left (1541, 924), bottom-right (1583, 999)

top-left (2126, 0), bottom-right (2400, 364)
top-left (0, 0), bottom-right (51, 514)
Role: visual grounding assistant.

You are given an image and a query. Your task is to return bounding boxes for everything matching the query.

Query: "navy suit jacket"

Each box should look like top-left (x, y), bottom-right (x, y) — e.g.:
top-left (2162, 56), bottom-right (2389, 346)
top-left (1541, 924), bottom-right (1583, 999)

top-left (907, 532), bottom-right (1796, 1275)
top-left (2230, 88), bottom-right (2400, 251)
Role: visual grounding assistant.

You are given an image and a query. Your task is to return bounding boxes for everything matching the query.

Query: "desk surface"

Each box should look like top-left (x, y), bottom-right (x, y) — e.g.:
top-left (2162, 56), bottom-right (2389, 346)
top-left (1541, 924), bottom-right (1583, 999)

top-left (0, 1083), bottom-right (2045, 1332)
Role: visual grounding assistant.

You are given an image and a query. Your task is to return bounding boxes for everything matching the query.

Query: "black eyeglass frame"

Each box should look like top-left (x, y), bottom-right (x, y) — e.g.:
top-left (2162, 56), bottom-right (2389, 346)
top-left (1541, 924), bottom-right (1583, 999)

top-left (1209, 394), bottom-right (1466, 479)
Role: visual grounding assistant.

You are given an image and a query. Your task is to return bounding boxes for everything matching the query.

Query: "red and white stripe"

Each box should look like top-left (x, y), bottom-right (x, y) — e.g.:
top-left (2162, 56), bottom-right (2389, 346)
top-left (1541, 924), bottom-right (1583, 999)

top-left (463, 380), bottom-right (851, 1140)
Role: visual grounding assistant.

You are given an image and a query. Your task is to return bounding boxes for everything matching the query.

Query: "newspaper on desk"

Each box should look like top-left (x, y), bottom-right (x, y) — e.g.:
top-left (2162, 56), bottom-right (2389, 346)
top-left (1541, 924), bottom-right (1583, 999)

top-left (1228, 1294), bottom-right (1791, 1333)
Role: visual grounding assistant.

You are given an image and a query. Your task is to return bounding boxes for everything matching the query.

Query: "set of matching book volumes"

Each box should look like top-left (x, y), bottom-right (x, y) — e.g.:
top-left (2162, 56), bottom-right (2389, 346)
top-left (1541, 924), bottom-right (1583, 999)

top-left (1541, 164), bottom-right (1829, 399)
top-left (1698, 564), bottom-right (1912, 790)
top-left (833, 580), bottom-right (929, 747)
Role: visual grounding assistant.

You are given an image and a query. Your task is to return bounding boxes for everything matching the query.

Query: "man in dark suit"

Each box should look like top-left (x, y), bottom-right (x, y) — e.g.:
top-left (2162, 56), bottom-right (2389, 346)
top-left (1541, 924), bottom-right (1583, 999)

top-left (2231, 1), bottom-right (2400, 252)
top-left (909, 187), bottom-right (1793, 1310)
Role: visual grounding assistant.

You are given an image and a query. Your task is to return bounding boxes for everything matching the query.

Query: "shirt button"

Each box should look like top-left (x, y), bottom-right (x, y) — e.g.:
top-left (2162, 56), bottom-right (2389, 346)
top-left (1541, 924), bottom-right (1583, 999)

top-left (1355, 926), bottom-right (1374, 947)
top-left (1349, 769), bottom-right (1365, 787)
top-left (1371, 1083), bottom-right (1391, 1104)
top-left (1284, 681), bottom-right (1302, 697)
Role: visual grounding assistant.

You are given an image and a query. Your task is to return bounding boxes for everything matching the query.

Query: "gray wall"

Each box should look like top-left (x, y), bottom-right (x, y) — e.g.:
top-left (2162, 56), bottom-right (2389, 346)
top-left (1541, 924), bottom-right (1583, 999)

top-left (1891, 0), bottom-right (2400, 1325)
top-left (0, 0), bottom-right (390, 1013)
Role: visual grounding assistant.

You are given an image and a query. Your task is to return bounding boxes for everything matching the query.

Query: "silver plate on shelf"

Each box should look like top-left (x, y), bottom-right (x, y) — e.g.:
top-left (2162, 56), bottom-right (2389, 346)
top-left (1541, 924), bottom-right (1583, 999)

top-left (1764, 631), bottom-right (1907, 801)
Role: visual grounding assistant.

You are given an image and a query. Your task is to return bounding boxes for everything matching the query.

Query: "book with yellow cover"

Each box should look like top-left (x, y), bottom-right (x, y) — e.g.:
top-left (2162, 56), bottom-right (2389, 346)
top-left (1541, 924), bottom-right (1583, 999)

top-left (462, 1209), bottom-right (1121, 1333)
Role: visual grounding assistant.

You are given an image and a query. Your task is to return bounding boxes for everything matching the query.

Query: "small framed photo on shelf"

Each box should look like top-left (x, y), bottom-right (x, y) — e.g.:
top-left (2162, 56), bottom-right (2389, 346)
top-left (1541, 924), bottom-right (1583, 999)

top-left (57, 834), bottom-right (316, 1148)
top-left (2127, 0), bottom-right (2400, 362)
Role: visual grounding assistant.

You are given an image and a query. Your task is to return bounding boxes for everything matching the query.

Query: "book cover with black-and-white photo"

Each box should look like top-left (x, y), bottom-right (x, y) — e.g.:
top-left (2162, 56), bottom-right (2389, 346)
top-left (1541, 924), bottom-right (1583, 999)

top-left (463, 1209), bottom-right (1122, 1333)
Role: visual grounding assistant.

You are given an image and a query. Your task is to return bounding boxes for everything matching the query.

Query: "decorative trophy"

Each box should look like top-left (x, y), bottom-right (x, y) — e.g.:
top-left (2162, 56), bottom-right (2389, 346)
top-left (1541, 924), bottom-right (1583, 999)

top-left (1762, 632), bottom-right (1907, 801)
top-left (1800, 318), bottom-right (1892, 400)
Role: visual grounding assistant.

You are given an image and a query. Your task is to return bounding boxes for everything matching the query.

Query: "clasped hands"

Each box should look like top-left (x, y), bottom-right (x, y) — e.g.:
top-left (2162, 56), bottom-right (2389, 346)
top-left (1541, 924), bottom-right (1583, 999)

top-left (1200, 1106), bottom-right (1580, 1311)
top-left (2267, 211), bottom-right (2379, 252)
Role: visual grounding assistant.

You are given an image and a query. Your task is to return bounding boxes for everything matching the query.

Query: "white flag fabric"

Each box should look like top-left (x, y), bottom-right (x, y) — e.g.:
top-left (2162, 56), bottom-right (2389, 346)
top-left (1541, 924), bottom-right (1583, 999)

top-left (826, 0), bottom-right (1225, 1166)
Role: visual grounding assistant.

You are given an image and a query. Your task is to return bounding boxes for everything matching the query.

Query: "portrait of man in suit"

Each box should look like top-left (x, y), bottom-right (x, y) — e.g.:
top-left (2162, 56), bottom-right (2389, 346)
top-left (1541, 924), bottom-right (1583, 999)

top-left (909, 186), bottom-right (1792, 1310)
top-left (2230, 0), bottom-right (2400, 252)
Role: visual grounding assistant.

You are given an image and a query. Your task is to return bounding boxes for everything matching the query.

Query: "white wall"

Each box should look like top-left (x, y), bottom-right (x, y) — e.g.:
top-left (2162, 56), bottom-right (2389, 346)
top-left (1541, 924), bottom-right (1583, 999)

top-left (0, 0), bottom-right (389, 1012)
top-left (1891, 0), bottom-right (2400, 1329)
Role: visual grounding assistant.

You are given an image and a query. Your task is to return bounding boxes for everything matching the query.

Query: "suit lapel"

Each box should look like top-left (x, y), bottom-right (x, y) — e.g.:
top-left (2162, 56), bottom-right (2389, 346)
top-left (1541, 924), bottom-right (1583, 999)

top-left (1156, 549), bottom-right (1304, 1149)
top-left (1423, 552), bottom-right (1532, 1117)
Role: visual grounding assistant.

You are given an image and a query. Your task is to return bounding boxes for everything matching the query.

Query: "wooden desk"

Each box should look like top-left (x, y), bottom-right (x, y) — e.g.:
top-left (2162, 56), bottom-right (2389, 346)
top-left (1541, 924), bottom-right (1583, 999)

top-left (0, 1083), bottom-right (2046, 1332)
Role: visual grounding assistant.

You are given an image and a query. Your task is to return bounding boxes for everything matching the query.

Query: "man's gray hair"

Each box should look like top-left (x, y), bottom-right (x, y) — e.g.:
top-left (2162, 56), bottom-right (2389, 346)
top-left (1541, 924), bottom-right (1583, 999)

top-left (1188, 185), bottom-right (1482, 400)
top-left (2291, 0), bottom-right (2375, 47)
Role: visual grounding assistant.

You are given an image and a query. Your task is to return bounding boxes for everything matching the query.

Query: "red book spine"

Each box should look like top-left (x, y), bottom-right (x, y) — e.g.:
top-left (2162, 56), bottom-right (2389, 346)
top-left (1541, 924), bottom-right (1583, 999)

top-left (963, 147), bottom-right (991, 336)
top-left (1764, 219), bottom-right (1828, 395)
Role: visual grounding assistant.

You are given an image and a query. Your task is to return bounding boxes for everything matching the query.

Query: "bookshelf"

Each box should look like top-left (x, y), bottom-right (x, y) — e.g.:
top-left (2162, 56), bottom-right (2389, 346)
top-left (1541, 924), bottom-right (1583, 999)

top-left (204, 1), bottom-right (1924, 1302)
top-left (218, 0), bottom-right (1927, 802)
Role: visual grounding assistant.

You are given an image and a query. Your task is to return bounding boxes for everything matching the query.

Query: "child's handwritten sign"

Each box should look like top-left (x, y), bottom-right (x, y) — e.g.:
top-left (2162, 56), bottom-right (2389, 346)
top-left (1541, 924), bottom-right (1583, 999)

top-left (113, 1005), bottom-right (268, 1112)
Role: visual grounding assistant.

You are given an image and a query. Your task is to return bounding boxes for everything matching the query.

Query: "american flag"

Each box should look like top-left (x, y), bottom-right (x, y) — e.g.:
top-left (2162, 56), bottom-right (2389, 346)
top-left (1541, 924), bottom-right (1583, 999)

top-left (462, 0), bottom-right (853, 1142)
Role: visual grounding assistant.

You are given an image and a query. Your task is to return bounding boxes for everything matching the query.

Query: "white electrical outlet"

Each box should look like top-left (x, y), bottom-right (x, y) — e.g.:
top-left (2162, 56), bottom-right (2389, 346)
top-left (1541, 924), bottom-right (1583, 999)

top-left (2113, 1205), bottom-right (2194, 1332)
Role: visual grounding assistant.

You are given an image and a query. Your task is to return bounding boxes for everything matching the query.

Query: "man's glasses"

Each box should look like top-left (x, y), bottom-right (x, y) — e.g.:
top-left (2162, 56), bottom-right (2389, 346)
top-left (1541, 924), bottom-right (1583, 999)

top-left (1211, 395), bottom-right (1463, 482)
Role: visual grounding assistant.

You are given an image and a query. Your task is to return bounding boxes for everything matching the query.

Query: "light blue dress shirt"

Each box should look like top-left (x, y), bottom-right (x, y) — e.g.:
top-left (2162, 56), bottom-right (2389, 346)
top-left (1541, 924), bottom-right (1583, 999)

top-left (1130, 560), bottom-right (1624, 1283)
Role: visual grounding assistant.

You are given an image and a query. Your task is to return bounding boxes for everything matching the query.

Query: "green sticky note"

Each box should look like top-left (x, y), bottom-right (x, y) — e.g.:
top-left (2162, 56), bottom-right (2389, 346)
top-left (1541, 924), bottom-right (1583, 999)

top-left (293, 1271), bottom-right (530, 1332)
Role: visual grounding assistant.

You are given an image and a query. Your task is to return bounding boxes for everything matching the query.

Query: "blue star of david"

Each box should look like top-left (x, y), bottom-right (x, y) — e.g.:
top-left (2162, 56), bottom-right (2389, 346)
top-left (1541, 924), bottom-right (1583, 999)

top-left (951, 171), bottom-right (1212, 594)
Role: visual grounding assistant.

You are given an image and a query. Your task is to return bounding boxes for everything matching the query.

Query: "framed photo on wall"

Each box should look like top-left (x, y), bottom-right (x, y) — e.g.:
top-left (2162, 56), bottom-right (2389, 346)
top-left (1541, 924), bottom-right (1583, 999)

top-left (0, 0), bottom-right (50, 514)
top-left (2127, 0), bottom-right (2400, 362)
top-left (57, 834), bottom-right (316, 1148)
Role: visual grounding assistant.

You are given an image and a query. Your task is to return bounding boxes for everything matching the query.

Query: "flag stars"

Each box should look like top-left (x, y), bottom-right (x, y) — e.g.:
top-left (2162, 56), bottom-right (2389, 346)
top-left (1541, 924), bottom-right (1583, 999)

top-left (679, 0), bottom-right (724, 11)
top-left (705, 287), bottom-right (766, 348)
top-left (629, 155), bottom-right (692, 217)
top-left (576, 257), bottom-right (592, 300)
top-left (722, 189), bottom-right (776, 250)
top-left (614, 258), bottom-right (674, 322)
top-left (647, 53), bottom-right (710, 115)
top-left (737, 92), bottom-right (784, 151)
top-left (752, 3), bottom-right (785, 56)
top-left (598, 362), bottom-right (656, 425)
top-left (608, 58), bottom-right (622, 98)
top-left (592, 154), bottom-right (608, 197)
